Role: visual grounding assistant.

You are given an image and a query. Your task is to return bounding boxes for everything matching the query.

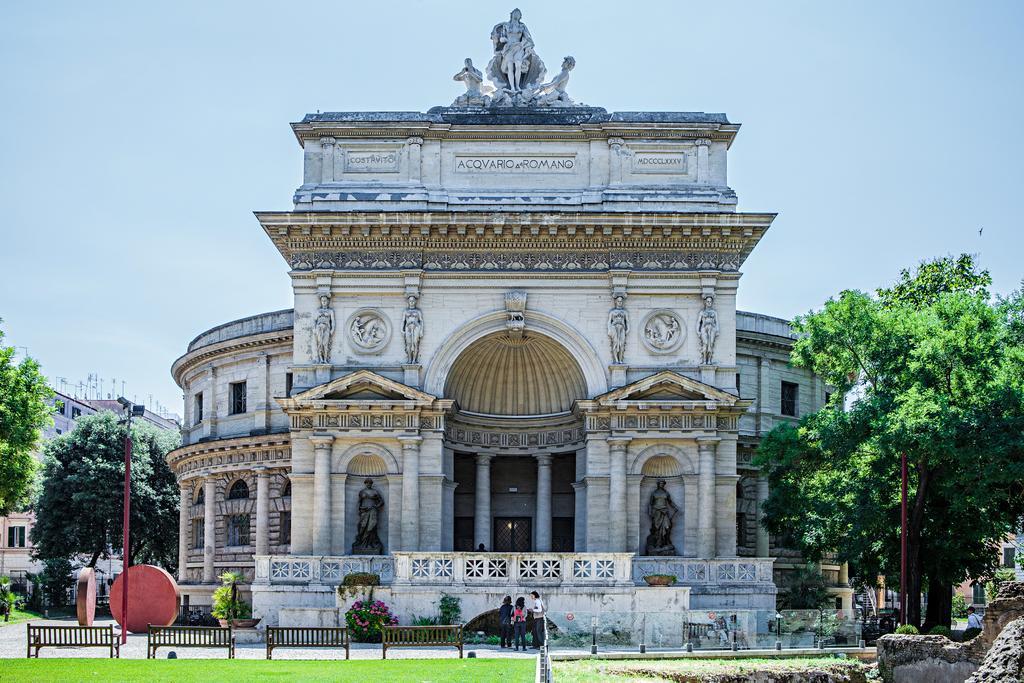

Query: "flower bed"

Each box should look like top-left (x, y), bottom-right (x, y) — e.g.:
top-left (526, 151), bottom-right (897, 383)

top-left (344, 599), bottom-right (398, 642)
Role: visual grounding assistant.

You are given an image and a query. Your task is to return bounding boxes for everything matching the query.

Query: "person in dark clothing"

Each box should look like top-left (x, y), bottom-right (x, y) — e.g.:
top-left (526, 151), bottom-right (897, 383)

top-left (530, 590), bottom-right (545, 648)
top-left (512, 596), bottom-right (528, 651)
top-left (498, 595), bottom-right (514, 648)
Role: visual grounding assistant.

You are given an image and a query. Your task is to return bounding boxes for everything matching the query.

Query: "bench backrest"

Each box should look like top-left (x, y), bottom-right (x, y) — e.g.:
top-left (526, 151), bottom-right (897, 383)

top-left (148, 625), bottom-right (232, 645)
top-left (267, 627), bottom-right (348, 647)
top-left (382, 625), bottom-right (462, 645)
top-left (27, 624), bottom-right (113, 646)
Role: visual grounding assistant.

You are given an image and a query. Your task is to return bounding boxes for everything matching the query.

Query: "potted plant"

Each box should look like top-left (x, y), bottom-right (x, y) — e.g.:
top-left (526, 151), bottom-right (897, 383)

top-left (212, 571), bottom-right (260, 628)
top-left (643, 573), bottom-right (677, 587)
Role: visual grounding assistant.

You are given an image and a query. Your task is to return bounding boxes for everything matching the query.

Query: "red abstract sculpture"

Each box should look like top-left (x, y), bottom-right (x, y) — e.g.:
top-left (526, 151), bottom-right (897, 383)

top-left (110, 565), bottom-right (180, 634)
top-left (75, 567), bottom-right (96, 626)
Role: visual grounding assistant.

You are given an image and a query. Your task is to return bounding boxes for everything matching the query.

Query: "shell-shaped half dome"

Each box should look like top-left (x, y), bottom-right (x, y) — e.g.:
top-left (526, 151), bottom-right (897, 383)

top-left (444, 332), bottom-right (588, 416)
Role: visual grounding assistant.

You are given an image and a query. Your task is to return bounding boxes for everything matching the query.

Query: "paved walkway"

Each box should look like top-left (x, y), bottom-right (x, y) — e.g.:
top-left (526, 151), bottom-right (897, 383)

top-left (0, 617), bottom-right (541, 660)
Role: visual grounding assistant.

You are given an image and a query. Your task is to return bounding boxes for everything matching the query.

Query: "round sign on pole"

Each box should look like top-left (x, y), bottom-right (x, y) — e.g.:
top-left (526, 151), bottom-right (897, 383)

top-left (110, 565), bottom-right (180, 634)
top-left (76, 567), bottom-right (97, 626)
top-left (566, 613), bottom-right (574, 621)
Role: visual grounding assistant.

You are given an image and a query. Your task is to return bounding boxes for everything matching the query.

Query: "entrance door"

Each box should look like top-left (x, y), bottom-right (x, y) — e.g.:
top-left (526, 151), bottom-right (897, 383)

top-left (493, 517), bottom-right (532, 552)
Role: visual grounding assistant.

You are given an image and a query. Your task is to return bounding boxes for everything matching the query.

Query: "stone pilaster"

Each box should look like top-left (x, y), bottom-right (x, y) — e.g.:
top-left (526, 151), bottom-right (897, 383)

top-left (178, 484), bottom-right (190, 583)
top-left (474, 454), bottom-right (493, 550)
top-left (535, 454), bottom-right (553, 552)
top-left (320, 137), bottom-right (335, 183)
top-left (608, 437), bottom-right (630, 552)
top-left (310, 435), bottom-right (335, 555)
top-left (756, 474), bottom-right (770, 557)
top-left (202, 478), bottom-right (216, 583)
top-left (407, 137), bottom-right (423, 184)
top-left (697, 437), bottom-right (719, 558)
top-left (696, 138), bottom-right (710, 183)
top-left (254, 467), bottom-right (269, 556)
top-left (400, 436), bottom-right (422, 551)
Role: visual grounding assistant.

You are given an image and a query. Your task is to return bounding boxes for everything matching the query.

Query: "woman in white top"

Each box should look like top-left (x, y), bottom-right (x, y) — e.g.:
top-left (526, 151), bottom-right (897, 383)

top-left (530, 590), bottom-right (545, 648)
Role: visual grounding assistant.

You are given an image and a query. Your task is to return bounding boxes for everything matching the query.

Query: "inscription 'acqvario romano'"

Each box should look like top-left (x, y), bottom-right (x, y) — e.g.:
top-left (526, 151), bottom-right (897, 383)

top-left (454, 155), bottom-right (576, 173)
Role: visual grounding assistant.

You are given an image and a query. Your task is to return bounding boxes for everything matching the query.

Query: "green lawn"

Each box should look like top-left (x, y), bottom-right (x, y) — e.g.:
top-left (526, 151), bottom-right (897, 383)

top-left (553, 656), bottom-right (870, 682)
top-left (0, 607), bottom-right (46, 627)
top-left (0, 658), bottom-right (534, 683)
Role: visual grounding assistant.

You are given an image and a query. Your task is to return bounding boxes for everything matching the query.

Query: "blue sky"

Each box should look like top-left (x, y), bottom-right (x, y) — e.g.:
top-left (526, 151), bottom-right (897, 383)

top-left (1, 0), bottom-right (1022, 415)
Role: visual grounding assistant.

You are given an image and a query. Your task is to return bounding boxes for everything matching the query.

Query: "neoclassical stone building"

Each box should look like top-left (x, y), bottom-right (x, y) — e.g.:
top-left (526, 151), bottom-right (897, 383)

top-left (167, 12), bottom-right (851, 627)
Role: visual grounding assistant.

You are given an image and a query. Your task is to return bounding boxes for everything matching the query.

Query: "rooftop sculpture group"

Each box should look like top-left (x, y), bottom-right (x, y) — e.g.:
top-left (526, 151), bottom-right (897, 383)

top-left (451, 8), bottom-right (580, 108)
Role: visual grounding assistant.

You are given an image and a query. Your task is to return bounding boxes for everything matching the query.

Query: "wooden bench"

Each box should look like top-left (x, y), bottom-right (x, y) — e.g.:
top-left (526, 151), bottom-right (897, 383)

top-left (26, 623), bottom-right (120, 658)
top-left (381, 625), bottom-right (463, 659)
top-left (147, 624), bottom-right (234, 659)
top-left (266, 626), bottom-right (350, 660)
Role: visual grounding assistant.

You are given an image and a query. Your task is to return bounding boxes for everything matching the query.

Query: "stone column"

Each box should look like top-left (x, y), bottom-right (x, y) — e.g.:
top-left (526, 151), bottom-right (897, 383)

top-left (608, 438), bottom-right (630, 552)
top-left (839, 562), bottom-right (850, 586)
top-left (697, 438), bottom-right (719, 558)
top-left (311, 435), bottom-right (335, 555)
top-left (207, 366), bottom-right (218, 439)
top-left (320, 137), bottom-right (335, 183)
top-left (473, 455), bottom-right (492, 550)
top-left (535, 454), bottom-right (553, 552)
top-left (696, 138), bottom-right (710, 183)
top-left (202, 478), bottom-right (216, 583)
top-left (407, 137), bottom-right (423, 184)
top-left (254, 467), bottom-right (270, 557)
top-left (400, 436), bottom-right (422, 551)
top-left (178, 484), bottom-right (190, 583)
top-left (756, 474), bottom-right (770, 557)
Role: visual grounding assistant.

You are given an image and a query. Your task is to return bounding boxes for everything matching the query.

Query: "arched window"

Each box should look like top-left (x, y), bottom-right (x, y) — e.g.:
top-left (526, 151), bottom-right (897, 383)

top-left (227, 480), bottom-right (249, 500)
top-left (281, 481), bottom-right (291, 497)
top-left (195, 487), bottom-right (204, 505)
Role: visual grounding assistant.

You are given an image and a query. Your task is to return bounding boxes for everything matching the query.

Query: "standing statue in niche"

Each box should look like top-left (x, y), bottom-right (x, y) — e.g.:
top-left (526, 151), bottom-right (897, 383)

top-left (313, 293), bottom-right (335, 364)
top-left (402, 295), bottom-right (424, 364)
top-left (607, 295), bottom-right (629, 364)
top-left (697, 295), bottom-right (720, 365)
top-left (488, 8), bottom-right (546, 98)
top-left (645, 480), bottom-right (679, 556)
top-left (352, 478), bottom-right (385, 555)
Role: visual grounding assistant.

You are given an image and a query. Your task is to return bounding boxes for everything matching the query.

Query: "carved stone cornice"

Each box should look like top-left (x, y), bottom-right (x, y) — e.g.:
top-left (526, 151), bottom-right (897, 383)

top-left (256, 211), bottom-right (773, 273)
top-left (167, 433), bottom-right (292, 480)
top-left (171, 329), bottom-right (293, 385)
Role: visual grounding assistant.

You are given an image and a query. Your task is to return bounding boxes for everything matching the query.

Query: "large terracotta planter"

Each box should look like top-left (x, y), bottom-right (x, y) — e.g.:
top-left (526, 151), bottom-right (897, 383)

top-left (643, 574), bottom-right (677, 587)
top-left (218, 618), bottom-right (261, 629)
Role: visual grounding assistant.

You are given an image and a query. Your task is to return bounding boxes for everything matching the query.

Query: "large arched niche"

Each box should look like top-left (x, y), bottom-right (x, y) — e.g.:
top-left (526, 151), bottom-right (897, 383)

top-left (444, 332), bottom-right (587, 416)
top-left (424, 310), bottom-right (606, 411)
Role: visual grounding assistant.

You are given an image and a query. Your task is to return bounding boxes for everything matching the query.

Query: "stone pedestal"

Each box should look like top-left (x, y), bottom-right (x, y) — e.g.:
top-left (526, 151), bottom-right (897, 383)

top-left (312, 363), bottom-right (332, 385)
top-left (609, 364), bottom-right (627, 389)
top-left (700, 364), bottom-right (716, 386)
top-left (402, 363), bottom-right (421, 387)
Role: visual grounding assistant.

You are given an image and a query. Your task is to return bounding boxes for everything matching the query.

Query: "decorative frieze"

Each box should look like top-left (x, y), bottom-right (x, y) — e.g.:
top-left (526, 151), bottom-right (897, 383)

top-left (445, 421), bottom-right (584, 450)
top-left (583, 413), bottom-right (737, 433)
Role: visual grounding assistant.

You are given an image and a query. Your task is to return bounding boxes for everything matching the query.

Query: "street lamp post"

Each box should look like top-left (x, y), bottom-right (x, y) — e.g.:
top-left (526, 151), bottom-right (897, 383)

top-left (117, 398), bottom-right (144, 645)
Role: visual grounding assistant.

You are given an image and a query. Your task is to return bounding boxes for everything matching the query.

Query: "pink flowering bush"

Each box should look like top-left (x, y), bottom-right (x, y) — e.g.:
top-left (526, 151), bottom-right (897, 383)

top-left (344, 599), bottom-right (399, 642)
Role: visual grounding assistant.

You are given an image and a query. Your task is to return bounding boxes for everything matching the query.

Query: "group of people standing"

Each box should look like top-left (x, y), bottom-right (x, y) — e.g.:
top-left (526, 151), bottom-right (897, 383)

top-left (497, 591), bottom-right (545, 651)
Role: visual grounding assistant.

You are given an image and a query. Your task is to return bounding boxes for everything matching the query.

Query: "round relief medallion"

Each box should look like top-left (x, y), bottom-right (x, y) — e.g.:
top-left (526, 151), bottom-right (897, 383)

top-left (641, 310), bottom-right (686, 354)
top-left (347, 308), bottom-right (391, 353)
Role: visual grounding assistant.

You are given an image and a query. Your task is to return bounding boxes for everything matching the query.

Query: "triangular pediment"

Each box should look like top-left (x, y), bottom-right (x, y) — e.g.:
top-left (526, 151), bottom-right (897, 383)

top-left (594, 371), bottom-right (739, 405)
top-left (289, 370), bottom-right (437, 404)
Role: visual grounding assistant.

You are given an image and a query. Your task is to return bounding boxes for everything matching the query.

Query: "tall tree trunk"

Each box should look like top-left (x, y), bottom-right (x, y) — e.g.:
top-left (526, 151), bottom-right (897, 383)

top-left (88, 550), bottom-right (101, 568)
top-left (905, 462), bottom-right (931, 627)
top-left (924, 580), bottom-right (952, 632)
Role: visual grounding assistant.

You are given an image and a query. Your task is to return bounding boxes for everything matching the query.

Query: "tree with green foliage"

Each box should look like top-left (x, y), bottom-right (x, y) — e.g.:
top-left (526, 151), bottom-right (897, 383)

top-left (0, 321), bottom-right (53, 515)
top-left (31, 411), bottom-right (181, 572)
top-left (756, 255), bottom-right (1024, 630)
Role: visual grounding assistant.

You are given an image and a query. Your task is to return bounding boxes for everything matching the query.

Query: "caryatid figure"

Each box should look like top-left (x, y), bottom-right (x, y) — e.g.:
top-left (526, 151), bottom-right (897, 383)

top-left (402, 295), bottom-right (424, 364)
top-left (313, 293), bottom-right (335, 364)
top-left (697, 295), bottom-right (719, 365)
top-left (607, 295), bottom-right (629, 364)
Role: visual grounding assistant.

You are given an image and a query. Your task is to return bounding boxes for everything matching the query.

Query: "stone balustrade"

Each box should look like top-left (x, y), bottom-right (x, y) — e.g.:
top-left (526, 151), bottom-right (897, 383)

top-left (254, 555), bottom-right (395, 585)
top-left (632, 557), bottom-right (775, 586)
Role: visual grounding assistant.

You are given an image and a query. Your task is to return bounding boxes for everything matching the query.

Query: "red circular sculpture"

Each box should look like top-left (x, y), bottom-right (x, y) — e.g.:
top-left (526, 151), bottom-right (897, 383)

top-left (76, 567), bottom-right (96, 626)
top-left (110, 565), bottom-right (180, 634)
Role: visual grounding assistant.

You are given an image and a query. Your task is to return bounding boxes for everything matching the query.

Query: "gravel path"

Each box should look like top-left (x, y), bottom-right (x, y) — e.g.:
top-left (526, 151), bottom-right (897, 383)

top-left (0, 617), bottom-right (543, 660)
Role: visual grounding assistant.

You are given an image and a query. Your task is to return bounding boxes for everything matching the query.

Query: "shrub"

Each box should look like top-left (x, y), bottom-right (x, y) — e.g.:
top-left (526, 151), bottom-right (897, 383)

top-left (927, 625), bottom-right (952, 639)
top-left (962, 626), bottom-right (982, 641)
top-left (411, 615), bottom-right (439, 626)
top-left (438, 593), bottom-right (462, 625)
top-left (345, 599), bottom-right (398, 642)
top-left (211, 571), bottom-right (251, 621)
top-left (951, 593), bottom-right (968, 619)
top-left (894, 625), bottom-right (920, 635)
top-left (984, 568), bottom-right (1016, 602)
top-left (338, 572), bottom-right (380, 600)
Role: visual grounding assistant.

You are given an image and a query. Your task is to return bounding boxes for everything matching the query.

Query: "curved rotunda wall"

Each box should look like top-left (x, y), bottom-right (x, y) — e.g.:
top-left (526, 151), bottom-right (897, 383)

top-left (443, 331), bottom-right (588, 416)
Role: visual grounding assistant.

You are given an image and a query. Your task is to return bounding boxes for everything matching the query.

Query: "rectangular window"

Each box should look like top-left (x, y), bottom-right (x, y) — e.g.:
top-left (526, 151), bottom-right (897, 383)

top-left (193, 519), bottom-right (204, 549)
top-left (279, 511), bottom-right (291, 546)
top-left (285, 373), bottom-right (293, 398)
top-left (54, 400), bottom-right (65, 415)
top-left (71, 406), bottom-right (82, 419)
top-left (193, 393), bottom-right (203, 425)
top-left (227, 514), bottom-right (250, 546)
top-left (781, 381), bottom-right (799, 417)
top-left (230, 381), bottom-right (247, 415)
top-left (1004, 546), bottom-right (1017, 568)
top-left (7, 526), bottom-right (26, 548)
top-left (972, 582), bottom-right (986, 605)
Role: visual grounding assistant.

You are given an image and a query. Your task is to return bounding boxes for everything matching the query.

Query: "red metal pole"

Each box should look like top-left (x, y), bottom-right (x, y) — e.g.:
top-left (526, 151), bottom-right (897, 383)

top-left (120, 415), bottom-right (132, 644)
top-left (900, 451), bottom-right (908, 626)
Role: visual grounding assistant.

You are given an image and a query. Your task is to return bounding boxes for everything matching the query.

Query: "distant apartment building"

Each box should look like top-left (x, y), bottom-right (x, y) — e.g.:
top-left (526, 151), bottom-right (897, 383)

top-left (0, 390), bottom-right (178, 580)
